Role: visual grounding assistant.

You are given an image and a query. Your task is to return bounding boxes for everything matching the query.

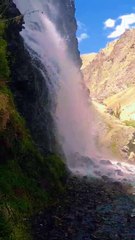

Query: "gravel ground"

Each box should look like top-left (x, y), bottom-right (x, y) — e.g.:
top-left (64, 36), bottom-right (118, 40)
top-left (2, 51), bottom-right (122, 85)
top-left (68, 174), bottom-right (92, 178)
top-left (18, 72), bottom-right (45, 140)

top-left (31, 177), bottom-right (135, 240)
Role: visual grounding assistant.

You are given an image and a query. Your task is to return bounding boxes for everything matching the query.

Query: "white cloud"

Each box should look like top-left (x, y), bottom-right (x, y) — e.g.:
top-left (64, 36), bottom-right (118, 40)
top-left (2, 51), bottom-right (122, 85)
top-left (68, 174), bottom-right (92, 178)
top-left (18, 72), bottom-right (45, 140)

top-left (77, 33), bottom-right (89, 43)
top-left (77, 20), bottom-right (89, 43)
top-left (104, 18), bottom-right (116, 28)
top-left (107, 13), bottom-right (135, 39)
top-left (77, 21), bottom-right (87, 31)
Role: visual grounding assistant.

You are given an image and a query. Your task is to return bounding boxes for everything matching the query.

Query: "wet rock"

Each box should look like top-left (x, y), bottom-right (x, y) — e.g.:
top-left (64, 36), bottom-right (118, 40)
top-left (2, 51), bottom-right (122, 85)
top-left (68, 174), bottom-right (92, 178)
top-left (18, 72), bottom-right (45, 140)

top-left (101, 175), bottom-right (110, 181)
top-left (31, 177), bottom-right (135, 240)
top-left (117, 162), bottom-right (122, 167)
top-left (100, 160), bottom-right (112, 165)
top-left (115, 170), bottom-right (124, 176)
top-left (94, 170), bottom-right (101, 176)
top-left (131, 208), bottom-right (135, 218)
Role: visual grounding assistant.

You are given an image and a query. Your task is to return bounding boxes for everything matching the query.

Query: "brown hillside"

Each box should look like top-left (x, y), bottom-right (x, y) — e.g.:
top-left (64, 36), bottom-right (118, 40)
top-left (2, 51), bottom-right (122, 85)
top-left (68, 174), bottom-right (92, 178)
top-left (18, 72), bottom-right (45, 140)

top-left (82, 29), bottom-right (135, 101)
top-left (81, 29), bottom-right (135, 161)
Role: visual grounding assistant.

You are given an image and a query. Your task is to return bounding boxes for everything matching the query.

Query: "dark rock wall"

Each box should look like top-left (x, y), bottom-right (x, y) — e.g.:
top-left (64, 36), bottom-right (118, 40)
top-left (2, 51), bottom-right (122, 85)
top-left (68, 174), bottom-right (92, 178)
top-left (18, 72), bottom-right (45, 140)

top-left (47, 0), bottom-right (81, 67)
top-left (4, 0), bottom-right (81, 153)
top-left (4, 1), bottom-right (53, 153)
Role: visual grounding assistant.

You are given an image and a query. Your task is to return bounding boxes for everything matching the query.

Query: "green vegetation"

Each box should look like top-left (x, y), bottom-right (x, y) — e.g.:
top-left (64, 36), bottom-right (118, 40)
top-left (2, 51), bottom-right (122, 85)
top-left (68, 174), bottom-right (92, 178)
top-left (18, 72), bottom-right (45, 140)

top-left (0, 22), bottom-right (10, 79)
top-left (124, 120), bottom-right (135, 128)
top-left (0, 83), bottom-right (66, 239)
top-left (0, 13), bottom-right (66, 240)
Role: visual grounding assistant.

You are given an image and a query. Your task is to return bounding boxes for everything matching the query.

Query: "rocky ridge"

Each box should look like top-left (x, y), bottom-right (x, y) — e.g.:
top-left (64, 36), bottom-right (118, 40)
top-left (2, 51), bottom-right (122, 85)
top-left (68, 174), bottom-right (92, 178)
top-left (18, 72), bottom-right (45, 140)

top-left (81, 29), bottom-right (135, 161)
top-left (82, 29), bottom-right (135, 101)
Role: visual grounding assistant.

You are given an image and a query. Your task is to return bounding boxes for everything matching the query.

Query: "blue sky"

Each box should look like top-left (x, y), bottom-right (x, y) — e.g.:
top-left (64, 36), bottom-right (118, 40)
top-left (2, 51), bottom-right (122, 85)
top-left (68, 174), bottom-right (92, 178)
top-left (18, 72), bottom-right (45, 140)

top-left (75, 0), bottom-right (135, 54)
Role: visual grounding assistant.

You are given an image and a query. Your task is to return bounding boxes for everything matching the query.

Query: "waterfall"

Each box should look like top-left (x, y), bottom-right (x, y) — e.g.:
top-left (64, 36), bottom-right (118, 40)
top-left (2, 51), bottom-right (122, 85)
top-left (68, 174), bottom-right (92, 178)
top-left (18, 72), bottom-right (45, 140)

top-left (13, 0), bottom-right (135, 181)
top-left (13, 0), bottom-right (98, 169)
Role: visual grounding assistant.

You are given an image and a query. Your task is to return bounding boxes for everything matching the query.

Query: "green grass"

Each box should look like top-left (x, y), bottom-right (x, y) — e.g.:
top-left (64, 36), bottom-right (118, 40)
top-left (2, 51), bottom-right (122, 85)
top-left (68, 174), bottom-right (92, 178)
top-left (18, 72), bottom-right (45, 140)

top-left (124, 120), bottom-right (135, 128)
top-left (0, 105), bottom-right (66, 239)
top-left (0, 85), bottom-right (66, 239)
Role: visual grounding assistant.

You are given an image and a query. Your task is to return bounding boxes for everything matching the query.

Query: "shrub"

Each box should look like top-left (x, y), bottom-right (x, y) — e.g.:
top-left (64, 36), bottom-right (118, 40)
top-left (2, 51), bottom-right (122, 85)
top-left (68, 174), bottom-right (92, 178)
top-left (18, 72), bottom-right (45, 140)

top-left (113, 103), bottom-right (121, 119)
top-left (124, 120), bottom-right (135, 128)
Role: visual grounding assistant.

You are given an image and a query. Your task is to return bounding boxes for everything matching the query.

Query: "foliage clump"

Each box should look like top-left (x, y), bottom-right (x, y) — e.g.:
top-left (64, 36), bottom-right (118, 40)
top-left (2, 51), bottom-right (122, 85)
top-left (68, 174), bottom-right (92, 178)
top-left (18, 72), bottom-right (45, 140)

top-left (124, 120), bottom-right (135, 128)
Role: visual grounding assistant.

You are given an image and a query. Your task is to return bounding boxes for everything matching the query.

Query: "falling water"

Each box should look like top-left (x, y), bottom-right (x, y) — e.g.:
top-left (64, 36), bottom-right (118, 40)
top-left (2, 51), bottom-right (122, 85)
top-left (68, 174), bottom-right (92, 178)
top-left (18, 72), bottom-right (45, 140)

top-left (13, 0), bottom-right (135, 182)
top-left (13, 0), bottom-right (98, 160)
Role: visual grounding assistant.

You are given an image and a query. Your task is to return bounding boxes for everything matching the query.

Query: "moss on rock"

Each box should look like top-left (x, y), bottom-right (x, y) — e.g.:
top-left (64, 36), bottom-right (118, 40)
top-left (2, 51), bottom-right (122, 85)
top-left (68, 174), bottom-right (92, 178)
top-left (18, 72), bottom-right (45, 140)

top-left (0, 17), bottom-right (66, 240)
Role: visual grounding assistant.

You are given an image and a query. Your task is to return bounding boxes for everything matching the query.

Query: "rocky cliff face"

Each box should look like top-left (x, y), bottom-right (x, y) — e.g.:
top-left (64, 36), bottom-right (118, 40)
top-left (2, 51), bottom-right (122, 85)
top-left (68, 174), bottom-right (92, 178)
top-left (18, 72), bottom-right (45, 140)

top-left (82, 29), bottom-right (135, 101)
top-left (81, 30), bottom-right (135, 161)
top-left (5, 0), bottom-right (81, 154)
top-left (49, 0), bottom-right (81, 66)
top-left (82, 29), bottom-right (135, 125)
